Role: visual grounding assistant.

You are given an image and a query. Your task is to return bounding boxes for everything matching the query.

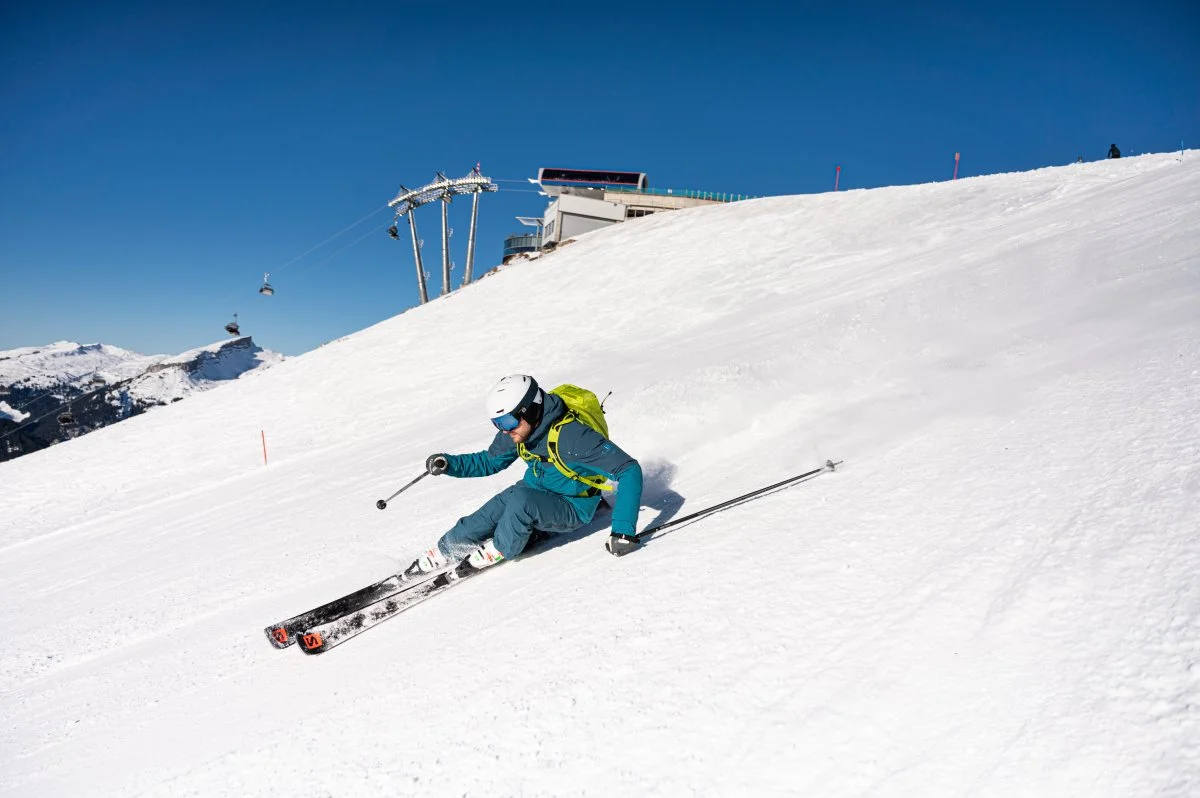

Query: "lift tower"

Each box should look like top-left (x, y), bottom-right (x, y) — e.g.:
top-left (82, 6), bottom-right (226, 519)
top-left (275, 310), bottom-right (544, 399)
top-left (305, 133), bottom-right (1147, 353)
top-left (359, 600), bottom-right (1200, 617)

top-left (387, 168), bottom-right (497, 304)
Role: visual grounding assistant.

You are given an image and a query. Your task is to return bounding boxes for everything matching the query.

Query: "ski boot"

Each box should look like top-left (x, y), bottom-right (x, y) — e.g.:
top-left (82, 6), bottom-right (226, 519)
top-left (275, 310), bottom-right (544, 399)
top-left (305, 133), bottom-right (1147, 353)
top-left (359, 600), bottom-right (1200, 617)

top-left (467, 539), bottom-right (505, 570)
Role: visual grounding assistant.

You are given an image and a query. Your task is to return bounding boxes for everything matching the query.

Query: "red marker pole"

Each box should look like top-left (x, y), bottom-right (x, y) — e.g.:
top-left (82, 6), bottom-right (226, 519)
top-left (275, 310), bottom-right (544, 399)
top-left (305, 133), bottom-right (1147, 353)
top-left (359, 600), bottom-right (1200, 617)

top-left (953, 152), bottom-right (961, 180)
top-left (834, 165), bottom-right (841, 191)
top-left (261, 430), bottom-right (268, 466)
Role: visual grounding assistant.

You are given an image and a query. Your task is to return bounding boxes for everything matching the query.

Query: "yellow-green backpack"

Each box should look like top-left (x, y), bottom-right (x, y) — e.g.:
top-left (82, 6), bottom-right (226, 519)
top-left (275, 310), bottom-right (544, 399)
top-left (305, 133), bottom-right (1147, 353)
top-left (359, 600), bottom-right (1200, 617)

top-left (517, 384), bottom-right (612, 495)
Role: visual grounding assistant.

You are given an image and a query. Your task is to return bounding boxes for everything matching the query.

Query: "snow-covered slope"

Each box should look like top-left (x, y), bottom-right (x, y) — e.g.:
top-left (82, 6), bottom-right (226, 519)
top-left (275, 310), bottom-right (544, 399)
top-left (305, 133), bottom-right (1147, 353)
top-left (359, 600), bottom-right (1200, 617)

top-left (1, 153), bottom-right (1197, 796)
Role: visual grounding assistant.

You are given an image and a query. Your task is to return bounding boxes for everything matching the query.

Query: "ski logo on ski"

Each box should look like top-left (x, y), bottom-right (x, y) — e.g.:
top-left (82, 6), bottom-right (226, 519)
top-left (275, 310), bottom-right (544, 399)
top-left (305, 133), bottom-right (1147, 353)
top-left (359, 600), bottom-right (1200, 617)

top-left (299, 632), bottom-right (325, 653)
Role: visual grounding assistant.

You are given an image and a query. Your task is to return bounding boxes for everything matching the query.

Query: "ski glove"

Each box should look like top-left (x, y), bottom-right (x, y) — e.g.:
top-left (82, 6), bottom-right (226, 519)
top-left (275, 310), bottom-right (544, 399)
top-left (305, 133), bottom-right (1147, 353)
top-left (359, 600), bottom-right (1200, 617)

top-left (605, 532), bottom-right (641, 557)
top-left (426, 454), bottom-right (449, 476)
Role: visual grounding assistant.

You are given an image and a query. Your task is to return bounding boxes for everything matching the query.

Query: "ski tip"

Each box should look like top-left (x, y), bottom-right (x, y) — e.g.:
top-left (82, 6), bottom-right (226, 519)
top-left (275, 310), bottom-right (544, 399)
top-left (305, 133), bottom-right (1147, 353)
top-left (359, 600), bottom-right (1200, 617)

top-left (297, 630), bottom-right (328, 655)
top-left (265, 626), bottom-right (295, 649)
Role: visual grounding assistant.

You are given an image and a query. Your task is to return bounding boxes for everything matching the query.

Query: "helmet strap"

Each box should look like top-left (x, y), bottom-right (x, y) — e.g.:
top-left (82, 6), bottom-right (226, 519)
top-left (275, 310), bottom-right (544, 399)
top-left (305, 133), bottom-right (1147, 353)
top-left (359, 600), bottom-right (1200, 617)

top-left (521, 394), bottom-right (544, 429)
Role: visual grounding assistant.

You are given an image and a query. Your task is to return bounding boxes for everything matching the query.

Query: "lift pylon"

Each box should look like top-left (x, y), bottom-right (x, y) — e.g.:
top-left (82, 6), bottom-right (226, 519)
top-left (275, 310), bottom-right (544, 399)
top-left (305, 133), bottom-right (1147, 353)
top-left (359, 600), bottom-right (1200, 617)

top-left (387, 168), bottom-right (497, 303)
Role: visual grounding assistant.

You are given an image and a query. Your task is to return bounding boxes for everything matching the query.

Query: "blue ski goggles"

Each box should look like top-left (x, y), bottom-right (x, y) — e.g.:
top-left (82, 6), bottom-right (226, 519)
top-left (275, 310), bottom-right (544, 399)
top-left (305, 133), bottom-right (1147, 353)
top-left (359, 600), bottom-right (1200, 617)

top-left (491, 412), bottom-right (522, 432)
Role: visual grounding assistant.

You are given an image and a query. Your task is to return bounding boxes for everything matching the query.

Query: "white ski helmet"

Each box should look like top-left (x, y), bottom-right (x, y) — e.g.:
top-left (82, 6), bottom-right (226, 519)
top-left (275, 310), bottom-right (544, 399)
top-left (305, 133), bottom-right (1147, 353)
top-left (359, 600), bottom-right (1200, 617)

top-left (485, 374), bottom-right (543, 431)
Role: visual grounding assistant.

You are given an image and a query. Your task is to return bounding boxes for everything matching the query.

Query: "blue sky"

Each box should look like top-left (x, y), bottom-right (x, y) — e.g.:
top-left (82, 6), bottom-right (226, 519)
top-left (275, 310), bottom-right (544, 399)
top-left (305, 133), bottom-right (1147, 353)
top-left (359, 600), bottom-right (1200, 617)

top-left (2, 1), bottom-right (1197, 356)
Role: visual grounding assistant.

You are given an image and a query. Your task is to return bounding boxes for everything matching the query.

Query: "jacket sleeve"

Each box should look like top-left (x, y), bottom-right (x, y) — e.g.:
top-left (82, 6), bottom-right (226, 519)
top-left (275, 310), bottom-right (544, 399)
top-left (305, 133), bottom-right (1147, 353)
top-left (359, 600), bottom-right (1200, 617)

top-left (559, 425), bottom-right (643, 536)
top-left (445, 433), bottom-right (519, 478)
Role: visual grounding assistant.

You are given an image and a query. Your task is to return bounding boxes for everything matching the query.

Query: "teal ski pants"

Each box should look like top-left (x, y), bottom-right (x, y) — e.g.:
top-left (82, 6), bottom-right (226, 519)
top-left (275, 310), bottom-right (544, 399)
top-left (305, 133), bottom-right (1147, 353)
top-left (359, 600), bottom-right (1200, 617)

top-left (436, 483), bottom-right (584, 561)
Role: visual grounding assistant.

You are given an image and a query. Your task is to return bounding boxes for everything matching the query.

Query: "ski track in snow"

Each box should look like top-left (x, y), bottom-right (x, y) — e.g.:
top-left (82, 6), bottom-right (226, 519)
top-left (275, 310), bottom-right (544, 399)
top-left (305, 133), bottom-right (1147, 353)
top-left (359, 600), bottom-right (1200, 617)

top-left (1, 153), bottom-right (1199, 796)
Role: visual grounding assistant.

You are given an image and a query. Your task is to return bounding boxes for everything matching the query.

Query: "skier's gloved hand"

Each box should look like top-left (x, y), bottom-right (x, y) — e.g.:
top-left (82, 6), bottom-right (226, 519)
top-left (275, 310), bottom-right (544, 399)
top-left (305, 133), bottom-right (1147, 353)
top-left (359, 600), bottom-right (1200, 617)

top-left (425, 454), bottom-right (449, 476)
top-left (605, 532), bottom-right (641, 557)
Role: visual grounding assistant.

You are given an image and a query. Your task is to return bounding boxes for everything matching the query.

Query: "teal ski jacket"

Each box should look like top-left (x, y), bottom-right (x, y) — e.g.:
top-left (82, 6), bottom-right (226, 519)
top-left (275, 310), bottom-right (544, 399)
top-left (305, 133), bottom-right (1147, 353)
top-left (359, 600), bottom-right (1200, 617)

top-left (442, 393), bottom-right (643, 535)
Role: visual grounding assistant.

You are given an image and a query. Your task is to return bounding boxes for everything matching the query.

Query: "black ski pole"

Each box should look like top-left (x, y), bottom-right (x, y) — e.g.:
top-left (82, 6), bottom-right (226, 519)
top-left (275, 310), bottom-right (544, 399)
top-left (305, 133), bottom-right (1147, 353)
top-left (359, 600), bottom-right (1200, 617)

top-left (638, 459), bottom-right (842, 539)
top-left (376, 470), bottom-right (430, 510)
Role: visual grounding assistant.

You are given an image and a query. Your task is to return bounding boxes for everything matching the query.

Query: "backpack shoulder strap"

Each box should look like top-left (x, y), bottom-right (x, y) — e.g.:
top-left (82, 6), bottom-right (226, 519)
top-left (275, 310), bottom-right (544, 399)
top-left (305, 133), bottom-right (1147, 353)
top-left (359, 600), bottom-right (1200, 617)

top-left (517, 413), bottom-right (613, 495)
top-left (546, 413), bottom-right (612, 494)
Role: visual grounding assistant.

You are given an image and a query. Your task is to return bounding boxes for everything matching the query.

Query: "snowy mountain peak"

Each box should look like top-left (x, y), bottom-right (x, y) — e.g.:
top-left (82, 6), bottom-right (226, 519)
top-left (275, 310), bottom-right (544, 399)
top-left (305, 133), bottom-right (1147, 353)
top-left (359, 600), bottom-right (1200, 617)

top-left (0, 340), bottom-right (163, 390)
top-left (0, 336), bottom-right (284, 460)
top-left (130, 336), bottom-right (285, 404)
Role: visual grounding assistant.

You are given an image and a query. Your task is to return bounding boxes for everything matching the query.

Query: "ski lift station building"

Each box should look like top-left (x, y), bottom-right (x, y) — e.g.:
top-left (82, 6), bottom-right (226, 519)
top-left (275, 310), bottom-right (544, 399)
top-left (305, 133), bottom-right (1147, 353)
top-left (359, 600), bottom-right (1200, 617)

top-left (504, 168), bottom-right (755, 261)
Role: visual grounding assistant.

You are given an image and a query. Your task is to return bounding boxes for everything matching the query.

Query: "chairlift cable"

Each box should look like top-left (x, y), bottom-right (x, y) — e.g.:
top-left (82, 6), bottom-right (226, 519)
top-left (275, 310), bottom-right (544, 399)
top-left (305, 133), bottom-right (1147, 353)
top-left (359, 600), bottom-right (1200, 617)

top-left (272, 204), bottom-right (391, 275)
top-left (13, 386), bottom-right (62, 412)
top-left (294, 221), bottom-right (392, 273)
top-left (235, 204), bottom-right (388, 315)
top-left (0, 380), bottom-right (112, 442)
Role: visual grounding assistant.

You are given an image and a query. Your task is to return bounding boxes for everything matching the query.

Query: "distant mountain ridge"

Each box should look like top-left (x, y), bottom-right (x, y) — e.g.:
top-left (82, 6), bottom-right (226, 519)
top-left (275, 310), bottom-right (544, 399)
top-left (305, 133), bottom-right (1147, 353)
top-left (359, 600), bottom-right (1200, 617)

top-left (0, 337), bottom-right (284, 462)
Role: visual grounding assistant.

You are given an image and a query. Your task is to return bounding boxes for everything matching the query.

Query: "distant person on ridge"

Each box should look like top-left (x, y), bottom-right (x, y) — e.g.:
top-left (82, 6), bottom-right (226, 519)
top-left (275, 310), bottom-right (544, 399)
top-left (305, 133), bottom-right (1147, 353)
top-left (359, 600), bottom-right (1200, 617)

top-left (1108, 143), bottom-right (1121, 159)
top-left (413, 374), bottom-right (644, 574)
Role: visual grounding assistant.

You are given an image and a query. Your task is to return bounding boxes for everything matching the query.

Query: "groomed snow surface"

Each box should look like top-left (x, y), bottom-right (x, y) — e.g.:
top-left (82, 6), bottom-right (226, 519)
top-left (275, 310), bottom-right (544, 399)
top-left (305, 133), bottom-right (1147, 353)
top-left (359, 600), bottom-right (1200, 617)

top-left (2, 153), bottom-right (1198, 796)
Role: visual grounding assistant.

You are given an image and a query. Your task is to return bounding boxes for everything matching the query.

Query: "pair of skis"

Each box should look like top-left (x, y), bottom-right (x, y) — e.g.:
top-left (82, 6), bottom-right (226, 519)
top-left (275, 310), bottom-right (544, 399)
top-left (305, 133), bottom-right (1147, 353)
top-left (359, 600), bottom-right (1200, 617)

top-left (265, 459), bottom-right (842, 656)
top-left (266, 528), bottom-right (561, 656)
top-left (264, 559), bottom-right (479, 655)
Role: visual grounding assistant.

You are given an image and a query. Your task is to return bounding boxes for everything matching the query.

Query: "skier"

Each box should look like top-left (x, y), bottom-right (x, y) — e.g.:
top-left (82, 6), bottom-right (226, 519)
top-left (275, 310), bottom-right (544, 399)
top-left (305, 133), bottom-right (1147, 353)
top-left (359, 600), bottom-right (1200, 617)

top-left (1108, 143), bottom-right (1121, 159)
top-left (415, 375), bottom-right (644, 572)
